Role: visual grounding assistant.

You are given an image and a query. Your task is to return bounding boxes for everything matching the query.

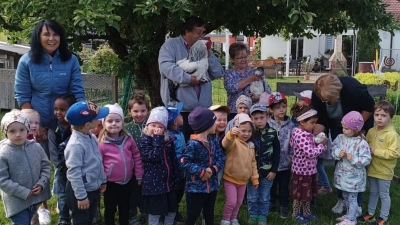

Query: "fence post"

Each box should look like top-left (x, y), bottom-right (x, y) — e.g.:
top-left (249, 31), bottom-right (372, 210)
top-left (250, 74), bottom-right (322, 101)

top-left (112, 76), bottom-right (118, 103)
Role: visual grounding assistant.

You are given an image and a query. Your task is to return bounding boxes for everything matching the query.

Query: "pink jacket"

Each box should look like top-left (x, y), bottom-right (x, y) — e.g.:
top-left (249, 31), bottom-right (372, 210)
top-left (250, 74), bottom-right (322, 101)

top-left (99, 135), bottom-right (143, 183)
top-left (290, 128), bottom-right (325, 175)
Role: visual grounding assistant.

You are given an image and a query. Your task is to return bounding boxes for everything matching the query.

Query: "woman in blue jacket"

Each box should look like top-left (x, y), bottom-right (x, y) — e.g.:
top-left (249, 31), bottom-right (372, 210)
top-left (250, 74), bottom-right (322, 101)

top-left (14, 19), bottom-right (85, 225)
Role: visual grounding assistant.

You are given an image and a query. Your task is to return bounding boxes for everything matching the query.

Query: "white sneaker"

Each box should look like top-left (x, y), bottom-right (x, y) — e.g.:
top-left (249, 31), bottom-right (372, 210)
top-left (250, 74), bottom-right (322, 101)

top-left (336, 215), bottom-right (347, 222)
top-left (332, 199), bottom-right (345, 214)
top-left (220, 220), bottom-right (230, 225)
top-left (202, 219), bottom-right (205, 225)
top-left (335, 219), bottom-right (356, 225)
top-left (230, 219), bottom-right (240, 225)
top-left (37, 208), bottom-right (51, 225)
top-left (356, 206), bottom-right (362, 216)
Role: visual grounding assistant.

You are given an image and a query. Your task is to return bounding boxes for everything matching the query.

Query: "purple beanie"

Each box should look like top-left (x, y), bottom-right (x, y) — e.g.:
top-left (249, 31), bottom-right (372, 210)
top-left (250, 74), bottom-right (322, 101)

top-left (341, 111), bottom-right (364, 132)
top-left (188, 107), bottom-right (216, 133)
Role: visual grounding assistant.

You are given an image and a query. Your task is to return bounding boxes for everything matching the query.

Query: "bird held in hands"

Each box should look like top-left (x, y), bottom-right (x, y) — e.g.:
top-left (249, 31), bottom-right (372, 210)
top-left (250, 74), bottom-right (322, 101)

top-left (249, 68), bottom-right (265, 96)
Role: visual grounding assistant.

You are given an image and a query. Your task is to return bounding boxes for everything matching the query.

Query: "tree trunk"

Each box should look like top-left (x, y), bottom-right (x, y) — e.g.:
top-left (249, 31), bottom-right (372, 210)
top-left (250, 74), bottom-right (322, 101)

top-left (134, 59), bottom-right (163, 107)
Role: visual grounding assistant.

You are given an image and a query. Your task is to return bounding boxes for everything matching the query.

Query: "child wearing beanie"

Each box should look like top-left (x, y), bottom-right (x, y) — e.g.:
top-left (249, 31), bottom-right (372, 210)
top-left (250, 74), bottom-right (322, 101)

top-left (225, 95), bottom-right (252, 133)
top-left (140, 107), bottom-right (181, 225)
top-left (331, 111), bottom-right (371, 225)
top-left (182, 107), bottom-right (226, 225)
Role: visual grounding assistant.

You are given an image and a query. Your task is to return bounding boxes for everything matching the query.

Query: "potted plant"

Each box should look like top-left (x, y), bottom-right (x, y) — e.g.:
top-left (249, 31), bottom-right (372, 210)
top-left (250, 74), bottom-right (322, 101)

top-left (303, 61), bottom-right (312, 80)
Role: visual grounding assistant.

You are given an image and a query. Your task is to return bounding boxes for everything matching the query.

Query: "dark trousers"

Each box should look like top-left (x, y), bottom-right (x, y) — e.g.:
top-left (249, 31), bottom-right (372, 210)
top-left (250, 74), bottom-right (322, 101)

top-left (104, 181), bottom-right (132, 225)
top-left (129, 176), bottom-right (142, 217)
top-left (176, 187), bottom-right (185, 212)
top-left (270, 169), bottom-right (290, 207)
top-left (66, 181), bottom-right (99, 225)
top-left (185, 191), bottom-right (218, 225)
top-left (181, 112), bottom-right (194, 142)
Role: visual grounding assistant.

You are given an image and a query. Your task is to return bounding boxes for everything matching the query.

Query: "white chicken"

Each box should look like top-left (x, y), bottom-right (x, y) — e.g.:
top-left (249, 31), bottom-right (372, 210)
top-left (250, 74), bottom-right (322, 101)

top-left (176, 39), bottom-right (210, 86)
top-left (249, 68), bottom-right (265, 96)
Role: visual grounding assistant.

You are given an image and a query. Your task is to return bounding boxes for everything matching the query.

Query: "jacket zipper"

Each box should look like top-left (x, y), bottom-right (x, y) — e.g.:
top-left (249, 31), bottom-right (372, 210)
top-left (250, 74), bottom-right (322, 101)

top-left (90, 135), bottom-right (103, 187)
top-left (49, 59), bottom-right (53, 127)
top-left (107, 163), bottom-right (114, 178)
top-left (118, 143), bottom-right (128, 182)
top-left (199, 138), bottom-right (213, 193)
top-left (164, 139), bottom-right (174, 192)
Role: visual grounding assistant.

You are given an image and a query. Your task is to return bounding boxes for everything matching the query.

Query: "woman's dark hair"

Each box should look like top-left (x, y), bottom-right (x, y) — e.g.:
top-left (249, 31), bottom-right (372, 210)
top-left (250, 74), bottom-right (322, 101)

top-left (30, 19), bottom-right (72, 64)
top-left (180, 16), bottom-right (205, 35)
top-left (292, 105), bottom-right (318, 122)
top-left (56, 93), bottom-right (77, 107)
top-left (229, 43), bottom-right (248, 59)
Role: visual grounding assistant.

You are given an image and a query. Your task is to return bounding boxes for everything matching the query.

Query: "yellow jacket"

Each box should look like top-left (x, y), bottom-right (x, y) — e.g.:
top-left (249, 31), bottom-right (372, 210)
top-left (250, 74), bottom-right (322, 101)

top-left (366, 125), bottom-right (400, 180)
top-left (222, 131), bottom-right (259, 185)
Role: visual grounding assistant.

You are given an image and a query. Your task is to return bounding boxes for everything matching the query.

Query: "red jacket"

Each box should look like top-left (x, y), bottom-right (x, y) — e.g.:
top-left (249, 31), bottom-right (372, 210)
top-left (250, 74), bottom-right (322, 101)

top-left (99, 135), bottom-right (143, 183)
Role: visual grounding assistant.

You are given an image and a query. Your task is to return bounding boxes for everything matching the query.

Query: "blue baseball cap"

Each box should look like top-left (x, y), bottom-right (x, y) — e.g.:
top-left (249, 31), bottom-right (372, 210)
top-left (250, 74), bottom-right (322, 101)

top-left (250, 103), bottom-right (268, 115)
top-left (166, 102), bottom-right (183, 127)
top-left (66, 100), bottom-right (109, 126)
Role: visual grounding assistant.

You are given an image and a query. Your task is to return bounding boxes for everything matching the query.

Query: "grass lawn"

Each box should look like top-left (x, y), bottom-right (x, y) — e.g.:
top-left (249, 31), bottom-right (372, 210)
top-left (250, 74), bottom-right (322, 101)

top-left (0, 77), bottom-right (400, 224)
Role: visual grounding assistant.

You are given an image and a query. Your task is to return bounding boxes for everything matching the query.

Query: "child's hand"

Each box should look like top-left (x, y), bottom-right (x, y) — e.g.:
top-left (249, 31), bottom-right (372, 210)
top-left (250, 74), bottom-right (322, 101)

top-left (339, 150), bottom-right (346, 158)
top-left (346, 153), bottom-right (353, 161)
top-left (153, 128), bottom-right (163, 135)
top-left (206, 167), bottom-right (213, 176)
top-left (137, 180), bottom-right (142, 185)
top-left (27, 190), bottom-right (33, 199)
top-left (266, 172), bottom-right (276, 180)
top-left (253, 184), bottom-right (258, 189)
top-left (100, 184), bottom-right (107, 195)
top-left (320, 137), bottom-right (328, 146)
top-left (31, 184), bottom-right (43, 195)
top-left (231, 127), bottom-right (240, 136)
top-left (78, 198), bottom-right (90, 210)
top-left (370, 147), bottom-right (375, 155)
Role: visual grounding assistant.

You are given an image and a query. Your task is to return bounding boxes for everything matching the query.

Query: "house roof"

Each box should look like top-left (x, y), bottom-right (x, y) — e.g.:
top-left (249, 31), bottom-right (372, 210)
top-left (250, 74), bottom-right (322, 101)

top-left (382, 0), bottom-right (400, 20)
top-left (0, 42), bottom-right (30, 55)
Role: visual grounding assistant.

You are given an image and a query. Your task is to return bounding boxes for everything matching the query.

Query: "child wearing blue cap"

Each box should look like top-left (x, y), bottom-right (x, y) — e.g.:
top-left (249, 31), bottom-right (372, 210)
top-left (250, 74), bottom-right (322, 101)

top-left (64, 100), bottom-right (109, 224)
top-left (166, 102), bottom-right (186, 222)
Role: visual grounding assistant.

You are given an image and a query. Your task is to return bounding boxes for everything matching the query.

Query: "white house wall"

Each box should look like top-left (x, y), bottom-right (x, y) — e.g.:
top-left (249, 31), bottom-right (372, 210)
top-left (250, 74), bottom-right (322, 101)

top-left (379, 30), bottom-right (400, 70)
top-left (260, 35), bottom-right (287, 59)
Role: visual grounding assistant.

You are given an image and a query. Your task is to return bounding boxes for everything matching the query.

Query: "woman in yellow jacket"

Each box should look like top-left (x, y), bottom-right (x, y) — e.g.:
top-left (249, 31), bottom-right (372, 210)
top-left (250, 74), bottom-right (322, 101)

top-left (221, 114), bottom-right (259, 225)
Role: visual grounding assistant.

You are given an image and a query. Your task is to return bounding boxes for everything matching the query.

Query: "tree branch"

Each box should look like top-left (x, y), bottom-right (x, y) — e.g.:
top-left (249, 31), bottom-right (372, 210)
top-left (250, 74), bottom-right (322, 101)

top-left (0, 16), bottom-right (23, 32)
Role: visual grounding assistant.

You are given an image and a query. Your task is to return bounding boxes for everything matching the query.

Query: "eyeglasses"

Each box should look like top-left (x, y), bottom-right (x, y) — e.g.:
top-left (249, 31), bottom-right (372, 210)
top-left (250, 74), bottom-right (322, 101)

top-left (235, 56), bottom-right (247, 60)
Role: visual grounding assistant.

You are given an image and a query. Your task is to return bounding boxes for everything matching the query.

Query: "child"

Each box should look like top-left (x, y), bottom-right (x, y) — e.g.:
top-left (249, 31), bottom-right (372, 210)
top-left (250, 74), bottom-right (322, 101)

top-left (249, 103), bottom-right (280, 225)
top-left (21, 108), bottom-right (51, 225)
top-left (48, 94), bottom-right (76, 225)
top-left (292, 90), bottom-right (333, 195)
top-left (290, 105), bottom-right (327, 224)
top-left (225, 95), bottom-right (252, 133)
top-left (166, 102), bottom-right (185, 222)
top-left (331, 111), bottom-right (371, 225)
top-left (64, 100), bottom-right (109, 224)
top-left (0, 110), bottom-right (52, 224)
top-left (357, 100), bottom-right (400, 225)
top-left (182, 107), bottom-right (225, 225)
top-left (140, 107), bottom-right (180, 225)
top-left (125, 93), bottom-right (150, 224)
top-left (98, 103), bottom-right (144, 225)
top-left (221, 113), bottom-right (259, 225)
top-left (267, 92), bottom-right (295, 218)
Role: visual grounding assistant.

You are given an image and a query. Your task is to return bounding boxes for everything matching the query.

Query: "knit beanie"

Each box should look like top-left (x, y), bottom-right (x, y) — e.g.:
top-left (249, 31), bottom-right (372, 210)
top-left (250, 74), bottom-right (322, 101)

top-left (236, 95), bottom-right (252, 109)
top-left (146, 106), bottom-right (169, 129)
top-left (341, 111), bottom-right (364, 132)
top-left (1, 109), bottom-right (30, 135)
top-left (104, 103), bottom-right (124, 120)
top-left (188, 107), bottom-right (216, 134)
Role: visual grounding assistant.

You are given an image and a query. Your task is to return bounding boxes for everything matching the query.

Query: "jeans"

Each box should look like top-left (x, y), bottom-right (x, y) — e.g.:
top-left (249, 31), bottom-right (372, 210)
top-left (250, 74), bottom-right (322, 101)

top-left (247, 177), bottom-right (273, 220)
top-left (186, 191), bottom-right (218, 225)
top-left (343, 191), bottom-right (358, 221)
top-left (270, 169), bottom-right (290, 207)
top-left (367, 177), bottom-right (391, 221)
top-left (10, 204), bottom-right (38, 225)
top-left (53, 168), bottom-right (70, 220)
top-left (317, 158), bottom-right (330, 188)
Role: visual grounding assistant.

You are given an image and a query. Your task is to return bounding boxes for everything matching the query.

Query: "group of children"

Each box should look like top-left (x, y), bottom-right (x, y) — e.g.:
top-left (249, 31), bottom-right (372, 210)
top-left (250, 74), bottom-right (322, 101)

top-left (0, 90), bottom-right (399, 225)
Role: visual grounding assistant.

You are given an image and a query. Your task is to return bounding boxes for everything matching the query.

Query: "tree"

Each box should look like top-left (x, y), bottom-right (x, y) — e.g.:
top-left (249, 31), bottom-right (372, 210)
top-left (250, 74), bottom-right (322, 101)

top-left (1, 0), bottom-right (397, 106)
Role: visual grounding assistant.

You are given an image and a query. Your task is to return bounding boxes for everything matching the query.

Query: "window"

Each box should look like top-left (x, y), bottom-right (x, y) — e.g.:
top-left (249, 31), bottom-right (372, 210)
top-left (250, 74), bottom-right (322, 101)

top-left (325, 35), bottom-right (333, 51)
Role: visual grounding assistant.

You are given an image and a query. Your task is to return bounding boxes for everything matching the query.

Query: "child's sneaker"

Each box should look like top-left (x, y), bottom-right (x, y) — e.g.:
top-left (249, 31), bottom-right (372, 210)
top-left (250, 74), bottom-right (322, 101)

top-left (37, 208), bottom-right (51, 225)
top-left (231, 219), bottom-right (240, 225)
top-left (357, 212), bottom-right (375, 222)
top-left (332, 199), bottom-right (345, 214)
top-left (336, 219), bottom-right (356, 225)
top-left (129, 216), bottom-right (141, 225)
top-left (220, 220), bottom-right (230, 225)
top-left (336, 215), bottom-right (347, 222)
top-left (280, 206), bottom-right (289, 219)
top-left (303, 214), bottom-right (319, 223)
top-left (369, 217), bottom-right (386, 225)
top-left (294, 213), bottom-right (308, 225)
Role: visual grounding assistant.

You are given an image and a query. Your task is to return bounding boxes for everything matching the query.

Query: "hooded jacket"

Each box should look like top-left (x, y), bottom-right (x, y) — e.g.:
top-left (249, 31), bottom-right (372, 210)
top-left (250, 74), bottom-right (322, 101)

top-left (268, 115), bottom-right (295, 171)
top-left (366, 125), bottom-right (400, 180)
top-left (182, 134), bottom-right (225, 193)
top-left (0, 140), bottom-right (51, 217)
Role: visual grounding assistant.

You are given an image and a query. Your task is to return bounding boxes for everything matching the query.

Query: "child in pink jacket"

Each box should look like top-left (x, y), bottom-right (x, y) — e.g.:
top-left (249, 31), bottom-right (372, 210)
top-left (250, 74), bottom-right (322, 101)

top-left (98, 103), bottom-right (143, 225)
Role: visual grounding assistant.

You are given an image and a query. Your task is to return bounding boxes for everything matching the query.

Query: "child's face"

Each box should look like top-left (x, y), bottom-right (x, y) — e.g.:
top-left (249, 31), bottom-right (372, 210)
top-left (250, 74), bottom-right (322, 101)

top-left (342, 124), bottom-right (356, 137)
top-left (251, 112), bottom-right (269, 129)
top-left (27, 115), bottom-right (40, 135)
top-left (174, 114), bottom-right (184, 127)
top-left (269, 102), bottom-right (287, 120)
top-left (104, 113), bottom-right (123, 137)
top-left (299, 117), bottom-right (318, 132)
top-left (236, 122), bottom-right (252, 142)
top-left (237, 103), bottom-right (250, 114)
top-left (6, 122), bottom-right (28, 145)
top-left (90, 120), bottom-right (103, 136)
top-left (214, 111), bottom-right (228, 133)
top-left (374, 108), bottom-right (392, 129)
top-left (148, 122), bottom-right (165, 136)
top-left (130, 103), bottom-right (149, 124)
top-left (54, 98), bottom-right (70, 123)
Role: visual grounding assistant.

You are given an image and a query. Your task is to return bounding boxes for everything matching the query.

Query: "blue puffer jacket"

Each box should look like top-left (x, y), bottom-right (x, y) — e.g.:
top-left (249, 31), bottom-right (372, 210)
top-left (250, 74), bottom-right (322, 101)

top-left (140, 134), bottom-right (181, 195)
top-left (14, 51), bottom-right (85, 128)
top-left (182, 134), bottom-right (225, 193)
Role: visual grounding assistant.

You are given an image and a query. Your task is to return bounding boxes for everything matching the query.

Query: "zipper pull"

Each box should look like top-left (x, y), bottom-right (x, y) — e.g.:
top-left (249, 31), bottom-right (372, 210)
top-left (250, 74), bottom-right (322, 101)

top-left (50, 61), bottom-right (52, 71)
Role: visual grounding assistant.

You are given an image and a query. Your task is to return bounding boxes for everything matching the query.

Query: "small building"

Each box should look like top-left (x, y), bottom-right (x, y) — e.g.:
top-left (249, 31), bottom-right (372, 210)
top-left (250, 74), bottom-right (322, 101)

top-left (0, 41), bottom-right (30, 69)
